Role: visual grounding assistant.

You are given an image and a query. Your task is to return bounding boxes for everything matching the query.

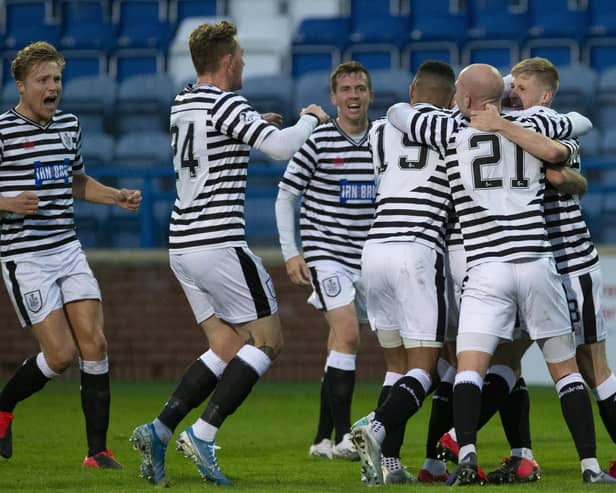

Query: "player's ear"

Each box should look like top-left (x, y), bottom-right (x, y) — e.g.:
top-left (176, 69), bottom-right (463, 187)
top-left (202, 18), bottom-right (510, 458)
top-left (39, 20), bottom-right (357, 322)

top-left (15, 80), bottom-right (24, 96)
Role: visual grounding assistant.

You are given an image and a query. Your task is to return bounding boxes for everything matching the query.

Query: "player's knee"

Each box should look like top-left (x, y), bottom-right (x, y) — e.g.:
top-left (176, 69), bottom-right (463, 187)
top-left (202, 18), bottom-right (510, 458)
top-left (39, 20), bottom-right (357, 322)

top-left (46, 347), bottom-right (77, 373)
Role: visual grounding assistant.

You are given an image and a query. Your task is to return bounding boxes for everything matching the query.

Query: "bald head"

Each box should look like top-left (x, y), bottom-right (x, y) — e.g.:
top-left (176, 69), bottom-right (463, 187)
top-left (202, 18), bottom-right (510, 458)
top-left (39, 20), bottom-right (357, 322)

top-left (455, 64), bottom-right (504, 117)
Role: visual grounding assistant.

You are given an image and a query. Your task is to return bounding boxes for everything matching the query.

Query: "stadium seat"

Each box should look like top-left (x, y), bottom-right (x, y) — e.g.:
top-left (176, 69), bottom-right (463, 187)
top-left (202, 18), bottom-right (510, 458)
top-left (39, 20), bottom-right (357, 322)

top-left (584, 37), bottom-right (616, 72)
top-left (62, 49), bottom-right (107, 82)
top-left (113, 73), bottom-right (175, 135)
top-left (596, 67), bottom-right (616, 130)
top-left (462, 40), bottom-right (519, 70)
top-left (578, 128), bottom-right (601, 160)
top-left (59, 0), bottom-right (117, 52)
top-left (589, 0), bottom-right (616, 37)
top-left (287, 0), bottom-right (345, 30)
top-left (74, 199), bottom-right (111, 247)
top-left (109, 48), bottom-right (165, 81)
top-left (291, 17), bottom-right (349, 77)
top-left (112, 0), bottom-right (172, 50)
top-left (114, 130), bottom-right (172, 167)
top-left (80, 132), bottom-right (114, 168)
top-left (600, 127), bottom-right (616, 158)
top-left (344, 44), bottom-right (400, 71)
top-left (237, 15), bottom-right (291, 77)
top-left (402, 41), bottom-right (459, 73)
top-left (369, 69), bottom-right (411, 120)
top-left (1, 82), bottom-right (18, 111)
top-left (549, 64), bottom-right (597, 119)
top-left (528, 0), bottom-right (589, 40)
top-left (1, 51), bottom-right (17, 85)
top-left (409, 0), bottom-right (467, 43)
top-left (291, 45), bottom-right (341, 78)
top-left (467, 0), bottom-right (529, 41)
top-left (294, 70), bottom-right (335, 117)
top-left (62, 75), bottom-right (116, 134)
top-left (242, 52), bottom-right (285, 79)
top-left (228, 0), bottom-right (281, 20)
top-left (521, 38), bottom-right (580, 67)
top-left (240, 74), bottom-right (294, 124)
top-left (3, 0), bottom-right (60, 51)
top-left (350, 15), bottom-right (408, 46)
top-left (168, 0), bottom-right (220, 24)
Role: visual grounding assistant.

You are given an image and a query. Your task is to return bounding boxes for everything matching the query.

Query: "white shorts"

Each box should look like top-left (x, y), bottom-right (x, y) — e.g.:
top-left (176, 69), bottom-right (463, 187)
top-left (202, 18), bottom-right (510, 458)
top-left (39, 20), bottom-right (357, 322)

top-left (458, 257), bottom-right (571, 344)
top-left (170, 246), bottom-right (278, 325)
top-left (2, 245), bottom-right (101, 327)
top-left (362, 242), bottom-right (446, 344)
top-left (563, 267), bottom-right (606, 346)
top-left (445, 247), bottom-right (466, 342)
top-left (307, 261), bottom-right (367, 319)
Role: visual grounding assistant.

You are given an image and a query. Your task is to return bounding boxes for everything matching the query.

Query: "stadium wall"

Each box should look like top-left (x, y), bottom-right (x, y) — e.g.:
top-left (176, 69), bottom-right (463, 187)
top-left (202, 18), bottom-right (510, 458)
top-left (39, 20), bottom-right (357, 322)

top-left (0, 249), bottom-right (385, 381)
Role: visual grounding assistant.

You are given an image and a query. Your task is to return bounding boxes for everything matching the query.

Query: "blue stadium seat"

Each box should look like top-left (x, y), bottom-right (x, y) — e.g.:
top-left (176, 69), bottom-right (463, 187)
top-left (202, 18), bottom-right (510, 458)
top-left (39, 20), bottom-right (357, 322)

top-left (578, 128), bottom-right (601, 160)
top-left (59, 0), bottom-right (116, 52)
top-left (294, 70), bottom-right (335, 117)
top-left (109, 48), bottom-right (165, 81)
top-left (597, 67), bottom-right (616, 130)
top-left (113, 0), bottom-right (172, 50)
top-left (1, 82), bottom-right (18, 111)
top-left (168, 0), bottom-right (219, 24)
top-left (62, 74), bottom-right (116, 134)
top-left (522, 38), bottom-right (580, 67)
top-left (584, 37), bottom-right (616, 72)
top-left (600, 127), bottom-right (616, 158)
top-left (369, 69), bottom-right (411, 120)
top-left (549, 64), bottom-right (597, 119)
top-left (350, 14), bottom-right (408, 46)
top-left (62, 49), bottom-right (107, 82)
top-left (344, 44), bottom-right (400, 71)
top-left (402, 41), bottom-right (459, 73)
top-left (1, 51), bottom-right (17, 84)
top-left (589, 0), bottom-right (616, 37)
top-left (528, 0), bottom-right (589, 40)
top-left (3, 0), bottom-right (59, 51)
top-left (114, 130), bottom-right (171, 167)
top-left (467, 0), bottom-right (529, 41)
top-left (240, 74), bottom-right (294, 124)
top-left (463, 40), bottom-right (519, 70)
top-left (291, 46), bottom-right (341, 79)
top-left (287, 0), bottom-right (344, 31)
top-left (74, 199), bottom-right (110, 247)
top-left (291, 17), bottom-right (349, 77)
top-left (228, 0), bottom-right (281, 20)
top-left (80, 132), bottom-right (114, 167)
top-left (409, 0), bottom-right (467, 43)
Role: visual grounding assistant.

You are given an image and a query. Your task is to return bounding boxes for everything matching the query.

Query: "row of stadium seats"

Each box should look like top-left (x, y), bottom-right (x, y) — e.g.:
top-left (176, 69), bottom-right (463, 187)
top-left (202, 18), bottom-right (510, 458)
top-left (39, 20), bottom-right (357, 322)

top-left (3, 66), bottom-right (616, 138)
top-left (2, 1), bottom-right (616, 83)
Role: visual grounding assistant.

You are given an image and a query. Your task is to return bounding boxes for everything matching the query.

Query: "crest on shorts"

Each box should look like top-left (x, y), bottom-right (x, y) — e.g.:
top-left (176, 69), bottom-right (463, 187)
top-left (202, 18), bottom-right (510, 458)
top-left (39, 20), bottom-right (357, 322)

top-left (24, 290), bottom-right (42, 313)
top-left (60, 132), bottom-right (74, 150)
top-left (322, 275), bottom-right (341, 297)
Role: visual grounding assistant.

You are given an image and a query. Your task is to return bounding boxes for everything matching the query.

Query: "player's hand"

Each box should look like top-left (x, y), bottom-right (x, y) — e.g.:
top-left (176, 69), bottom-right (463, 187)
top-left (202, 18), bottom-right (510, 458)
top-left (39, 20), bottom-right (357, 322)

top-left (285, 255), bottom-right (311, 286)
top-left (4, 192), bottom-right (39, 215)
top-left (261, 112), bottom-right (283, 126)
top-left (116, 189), bottom-right (142, 211)
top-left (301, 104), bottom-right (329, 124)
top-left (470, 103), bottom-right (503, 132)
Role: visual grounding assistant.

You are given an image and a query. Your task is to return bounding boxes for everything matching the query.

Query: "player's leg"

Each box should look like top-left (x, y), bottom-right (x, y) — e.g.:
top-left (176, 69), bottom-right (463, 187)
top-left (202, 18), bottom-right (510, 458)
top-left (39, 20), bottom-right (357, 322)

top-left (323, 304), bottom-right (360, 459)
top-left (0, 258), bottom-right (76, 459)
top-left (65, 299), bottom-right (121, 469)
top-left (310, 330), bottom-right (334, 459)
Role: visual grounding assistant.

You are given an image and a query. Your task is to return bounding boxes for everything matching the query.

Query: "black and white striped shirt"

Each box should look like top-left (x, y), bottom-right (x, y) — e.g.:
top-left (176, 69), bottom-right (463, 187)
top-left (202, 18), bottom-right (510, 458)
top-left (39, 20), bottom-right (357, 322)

top-left (169, 83), bottom-right (277, 253)
top-left (367, 112), bottom-right (451, 254)
top-left (544, 147), bottom-right (599, 276)
top-left (278, 120), bottom-right (375, 272)
top-left (0, 109), bottom-right (83, 260)
top-left (391, 104), bottom-right (576, 268)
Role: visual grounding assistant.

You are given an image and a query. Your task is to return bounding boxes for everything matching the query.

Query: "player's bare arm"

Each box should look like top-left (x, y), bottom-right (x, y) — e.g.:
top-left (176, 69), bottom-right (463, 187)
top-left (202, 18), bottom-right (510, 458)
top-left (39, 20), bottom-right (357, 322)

top-left (471, 103), bottom-right (570, 163)
top-left (0, 192), bottom-right (39, 215)
top-left (545, 165), bottom-right (588, 196)
top-left (72, 174), bottom-right (142, 211)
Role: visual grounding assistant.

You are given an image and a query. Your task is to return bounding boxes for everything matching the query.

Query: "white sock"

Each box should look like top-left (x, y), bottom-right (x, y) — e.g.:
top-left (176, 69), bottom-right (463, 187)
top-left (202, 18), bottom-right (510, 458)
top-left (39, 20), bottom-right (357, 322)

top-left (422, 458), bottom-right (447, 475)
top-left (511, 447), bottom-right (534, 460)
top-left (192, 418), bottom-right (218, 442)
top-left (581, 457), bottom-right (601, 474)
top-left (459, 444), bottom-right (476, 463)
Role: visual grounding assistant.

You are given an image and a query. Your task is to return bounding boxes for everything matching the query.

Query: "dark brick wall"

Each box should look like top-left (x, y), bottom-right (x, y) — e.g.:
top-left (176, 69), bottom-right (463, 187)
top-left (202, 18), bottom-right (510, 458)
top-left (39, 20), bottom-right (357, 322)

top-left (0, 251), bottom-right (385, 381)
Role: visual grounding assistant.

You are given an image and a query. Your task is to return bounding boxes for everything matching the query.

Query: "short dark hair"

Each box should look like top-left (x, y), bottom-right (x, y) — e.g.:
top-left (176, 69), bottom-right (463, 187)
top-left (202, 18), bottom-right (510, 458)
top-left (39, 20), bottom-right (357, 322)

top-left (12, 41), bottom-right (65, 81)
top-left (189, 20), bottom-right (238, 75)
top-left (413, 60), bottom-right (456, 98)
top-left (330, 61), bottom-right (372, 93)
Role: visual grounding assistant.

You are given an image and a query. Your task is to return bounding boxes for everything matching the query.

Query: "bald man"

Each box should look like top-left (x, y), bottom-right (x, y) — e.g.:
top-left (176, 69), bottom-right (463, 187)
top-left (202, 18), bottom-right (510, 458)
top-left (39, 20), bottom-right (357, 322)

top-left (382, 63), bottom-right (606, 484)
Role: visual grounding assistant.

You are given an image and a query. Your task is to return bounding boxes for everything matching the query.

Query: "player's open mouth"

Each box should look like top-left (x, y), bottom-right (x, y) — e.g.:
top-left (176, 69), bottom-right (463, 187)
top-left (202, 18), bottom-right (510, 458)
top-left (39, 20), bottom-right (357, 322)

top-left (43, 96), bottom-right (57, 106)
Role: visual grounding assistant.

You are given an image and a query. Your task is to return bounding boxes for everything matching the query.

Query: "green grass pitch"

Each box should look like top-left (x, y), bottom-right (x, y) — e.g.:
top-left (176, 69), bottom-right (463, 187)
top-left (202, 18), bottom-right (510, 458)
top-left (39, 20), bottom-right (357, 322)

top-left (0, 380), bottom-right (613, 492)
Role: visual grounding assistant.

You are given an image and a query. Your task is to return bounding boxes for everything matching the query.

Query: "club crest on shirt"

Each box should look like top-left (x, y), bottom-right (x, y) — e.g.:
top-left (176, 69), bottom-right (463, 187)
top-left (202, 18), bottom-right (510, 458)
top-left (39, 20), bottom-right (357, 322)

top-left (239, 110), bottom-right (260, 124)
top-left (24, 290), bottom-right (42, 313)
top-left (60, 132), bottom-right (75, 150)
top-left (322, 275), bottom-right (341, 297)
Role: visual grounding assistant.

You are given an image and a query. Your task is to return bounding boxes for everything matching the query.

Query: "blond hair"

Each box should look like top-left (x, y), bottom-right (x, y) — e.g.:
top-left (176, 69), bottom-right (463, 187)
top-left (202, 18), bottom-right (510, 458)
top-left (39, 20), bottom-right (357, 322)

top-left (189, 20), bottom-right (238, 75)
top-left (11, 41), bottom-right (65, 81)
top-left (511, 57), bottom-right (559, 93)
